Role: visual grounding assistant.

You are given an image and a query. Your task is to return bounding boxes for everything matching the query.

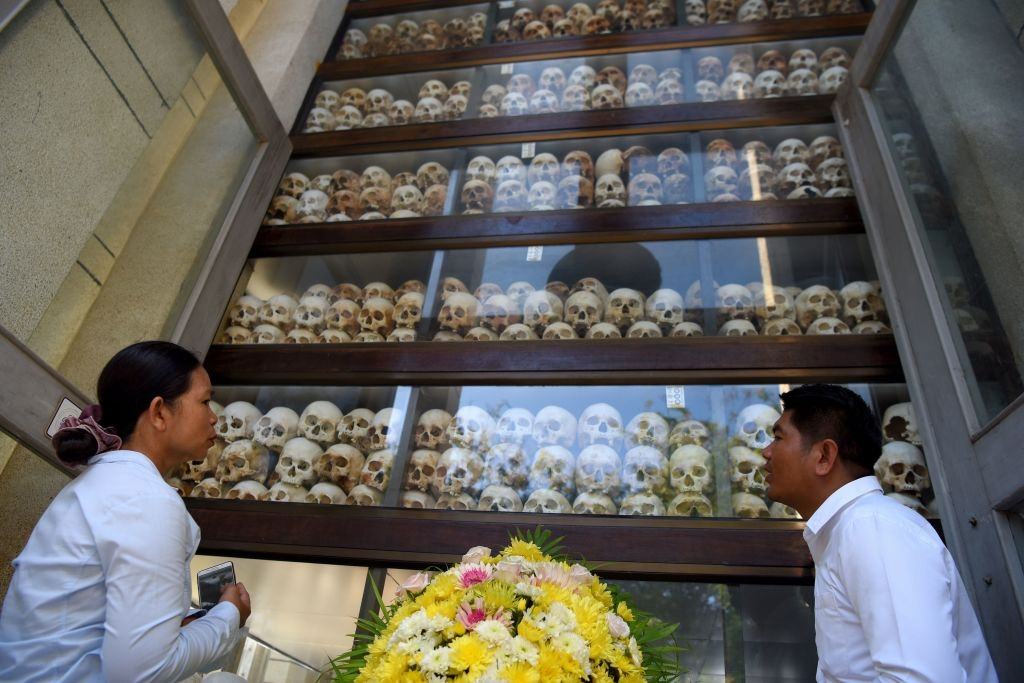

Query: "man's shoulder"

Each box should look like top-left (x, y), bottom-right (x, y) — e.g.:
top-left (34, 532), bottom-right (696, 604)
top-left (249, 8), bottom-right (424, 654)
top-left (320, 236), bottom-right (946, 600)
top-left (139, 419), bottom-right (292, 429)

top-left (834, 491), bottom-right (942, 549)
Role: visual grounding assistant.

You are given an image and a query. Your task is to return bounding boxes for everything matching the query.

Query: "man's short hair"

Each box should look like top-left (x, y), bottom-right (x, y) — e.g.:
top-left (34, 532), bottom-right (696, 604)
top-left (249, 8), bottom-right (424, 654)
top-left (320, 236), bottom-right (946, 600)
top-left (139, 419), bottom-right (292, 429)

top-left (779, 384), bottom-right (883, 474)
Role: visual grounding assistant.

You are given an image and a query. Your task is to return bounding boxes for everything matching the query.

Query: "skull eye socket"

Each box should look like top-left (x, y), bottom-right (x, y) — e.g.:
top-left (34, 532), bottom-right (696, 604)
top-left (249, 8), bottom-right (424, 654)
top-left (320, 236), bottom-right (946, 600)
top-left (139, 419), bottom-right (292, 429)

top-left (912, 465), bottom-right (927, 476)
top-left (692, 466), bottom-right (707, 477)
top-left (737, 462), bottom-right (754, 474)
top-left (234, 458), bottom-right (247, 468)
top-left (368, 461), bottom-right (382, 472)
top-left (742, 420), bottom-right (757, 434)
top-left (889, 463), bottom-right (906, 475)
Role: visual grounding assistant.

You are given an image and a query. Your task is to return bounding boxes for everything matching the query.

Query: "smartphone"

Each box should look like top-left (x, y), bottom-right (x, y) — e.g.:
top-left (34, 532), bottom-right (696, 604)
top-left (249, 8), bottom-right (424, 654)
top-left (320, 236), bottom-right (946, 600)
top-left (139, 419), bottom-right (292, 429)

top-left (197, 561), bottom-right (236, 610)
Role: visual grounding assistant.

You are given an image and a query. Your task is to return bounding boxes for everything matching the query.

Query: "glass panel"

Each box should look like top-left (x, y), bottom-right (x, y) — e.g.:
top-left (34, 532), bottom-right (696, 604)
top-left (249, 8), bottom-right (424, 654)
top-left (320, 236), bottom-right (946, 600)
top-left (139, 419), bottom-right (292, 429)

top-left (869, 0), bottom-right (1024, 425)
top-left (220, 233), bottom-right (883, 344)
top-left (191, 555), bottom-right (367, 674)
top-left (176, 383), bottom-right (938, 521)
top-left (337, 5), bottom-right (490, 61)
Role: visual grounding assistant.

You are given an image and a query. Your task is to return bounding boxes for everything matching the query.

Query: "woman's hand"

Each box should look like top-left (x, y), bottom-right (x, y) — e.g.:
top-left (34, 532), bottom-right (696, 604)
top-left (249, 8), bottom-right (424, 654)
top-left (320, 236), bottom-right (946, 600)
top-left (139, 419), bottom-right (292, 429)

top-left (219, 582), bottom-right (252, 626)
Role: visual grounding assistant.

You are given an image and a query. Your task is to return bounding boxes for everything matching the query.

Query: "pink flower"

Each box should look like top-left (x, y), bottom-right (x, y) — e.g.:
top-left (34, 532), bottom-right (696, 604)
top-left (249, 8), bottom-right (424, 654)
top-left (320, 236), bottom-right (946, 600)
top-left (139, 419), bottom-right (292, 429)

top-left (457, 599), bottom-right (512, 631)
top-left (569, 564), bottom-right (593, 586)
top-left (606, 613), bottom-right (630, 638)
top-left (396, 571), bottom-right (431, 598)
top-left (457, 598), bottom-right (489, 630)
top-left (494, 558), bottom-right (525, 583)
top-left (457, 563), bottom-right (492, 589)
top-left (461, 545), bottom-right (492, 564)
top-left (531, 562), bottom-right (573, 588)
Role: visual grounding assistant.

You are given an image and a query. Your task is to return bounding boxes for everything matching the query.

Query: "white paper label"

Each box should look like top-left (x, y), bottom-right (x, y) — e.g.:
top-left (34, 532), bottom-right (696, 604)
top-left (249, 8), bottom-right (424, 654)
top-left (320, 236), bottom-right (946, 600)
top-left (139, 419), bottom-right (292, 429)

top-left (498, 0), bottom-right (515, 8)
top-left (46, 397), bottom-right (84, 438)
top-left (665, 386), bottom-right (686, 409)
top-left (500, 63), bottom-right (515, 75)
top-left (521, 142), bottom-right (536, 158)
top-left (526, 246), bottom-right (544, 262)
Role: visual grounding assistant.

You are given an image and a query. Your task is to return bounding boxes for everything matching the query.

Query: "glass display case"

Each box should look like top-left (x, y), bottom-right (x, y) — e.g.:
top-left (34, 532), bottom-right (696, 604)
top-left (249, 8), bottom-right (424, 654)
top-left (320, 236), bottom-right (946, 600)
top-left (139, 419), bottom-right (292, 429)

top-left (173, 382), bottom-right (936, 524)
top-left (217, 233), bottom-right (884, 344)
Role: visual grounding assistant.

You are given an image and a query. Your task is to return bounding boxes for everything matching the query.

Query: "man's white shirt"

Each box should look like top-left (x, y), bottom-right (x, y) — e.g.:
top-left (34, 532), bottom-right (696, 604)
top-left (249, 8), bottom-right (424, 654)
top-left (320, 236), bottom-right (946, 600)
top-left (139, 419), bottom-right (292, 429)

top-left (0, 450), bottom-right (245, 682)
top-left (804, 476), bottom-right (997, 682)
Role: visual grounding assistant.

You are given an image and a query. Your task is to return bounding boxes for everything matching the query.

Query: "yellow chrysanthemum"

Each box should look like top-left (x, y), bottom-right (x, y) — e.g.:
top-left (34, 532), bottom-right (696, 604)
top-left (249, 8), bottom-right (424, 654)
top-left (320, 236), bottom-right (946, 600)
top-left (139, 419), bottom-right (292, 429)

top-left (616, 602), bottom-right (635, 622)
top-left (449, 633), bottom-right (492, 672)
top-left (537, 583), bottom-right (574, 609)
top-left (473, 579), bottom-right (518, 612)
top-left (517, 617), bottom-right (545, 644)
top-left (590, 580), bottom-right (614, 608)
top-left (536, 645), bottom-right (585, 682)
top-left (501, 539), bottom-right (547, 562)
top-left (500, 662), bottom-right (542, 683)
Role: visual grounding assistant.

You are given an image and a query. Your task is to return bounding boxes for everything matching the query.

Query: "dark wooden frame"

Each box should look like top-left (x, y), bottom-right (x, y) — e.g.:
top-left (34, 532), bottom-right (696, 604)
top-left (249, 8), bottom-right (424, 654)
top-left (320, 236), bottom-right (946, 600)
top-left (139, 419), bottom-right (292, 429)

top-left (253, 198), bottom-right (863, 257)
top-left (187, 499), bottom-right (815, 582)
top-left (292, 96), bottom-right (837, 157)
top-left (204, 335), bottom-right (902, 386)
top-left (322, 14), bottom-right (872, 80)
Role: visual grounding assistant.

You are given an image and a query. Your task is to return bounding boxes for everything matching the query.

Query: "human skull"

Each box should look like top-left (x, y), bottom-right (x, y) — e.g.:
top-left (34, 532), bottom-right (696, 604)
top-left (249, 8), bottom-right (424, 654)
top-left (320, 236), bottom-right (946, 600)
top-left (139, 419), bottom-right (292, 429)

top-left (368, 407), bottom-right (404, 451)
top-left (603, 288), bottom-right (645, 331)
top-left (391, 184), bottom-right (423, 214)
top-left (755, 288), bottom-right (797, 325)
top-left (875, 441), bottom-right (930, 494)
top-left (591, 84), bottom-right (624, 110)
top-left (666, 491), bottom-right (712, 516)
top-left (507, 281), bottom-right (537, 308)
top-left (577, 403), bottom-right (625, 450)
top-left (839, 281), bottom-right (882, 325)
top-left (258, 294), bottom-right (298, 330)
top-left (622, 446), bottom-right (669, 494)
top-left (626, 321), bottom-right (663, 338)
top-left (882, 402), bottom-right (922, 446)
top-left (705, 166), bottom-right (739, 198)
top-left (853, 321), bottom-right (891, 334)
top-left (715, 284), bottom-right (755, 323)
top-left (278, 172), bottom-right (310, 199)
top-left (436, 447), bottom-right (485, 496)
top-left (500, 324), bottom-right (539, 341)
top-left (556, 175), bottom-right (594, 209)
top-left (447, 405), bottom-right (496, 450)
top-left (229, 295), bottom-right (263, 329)
top-left (625, 412), bottom-right (670, 452)
top-left (732, 492), bottom-right (770, 518)
top-left (818, 65), bottom-right (849, 94)
top-left (529, 446), bottom-right (576, 496)
top-left (358, 297), bottom-right (395, 335)
top-left (721, 72), bottom-right (754, 100)
top-left (399, 490), bottom-right (436, 509)
top-left (438, 292), bottom-right (478, 334)
top-left (669, 420), bottom-right (711, 450)
top-left (414, 97), bottom-right (444, 123)
top-left (719, 319), bottom-right (758, 336)
top-left (360, 449), bottom-right (395, 492)
top-left (347, 484), bottom-right (383, 506)
top-left (388, 292), bottom-right (421, 330)
top-left (527, 181), bottom-right (558, 209)
top-left (253, 324), bottom-right (285, 343)
top-left (252, 407), bottom-right (300, 452)
top-left (696, 79), bottom-right (721, 102)
top-left (494, 408), bottom-right (534, 447)
top-left (215, 439), bottom-right (270, 484)
top-left (565, 291), bottom-right (603, 335)
top-left (627, 173), bottom-right (662, 205)
top-left (654, 78), bottom-right (684, 105)
top-left (444, 94), bottom-right (469, 120)
top-left (738, 0), bottom-right (768, 21)
top-left (753, 70), bottom-right (786, 98)
top-left (574, 445), bottom-right (621, 496)
top-left (494, 180), bottom-right (528, 212)
top-left (182, 440), bottom-right (223, 484)
top-left (558, 84), bottom-right (590, 111)
top-left (595, 174), bottom-right (627, 205)
top-left (645, 288), bottom-right (685, 331)
top-left (573, 492), bottom-right (617, 515)
top-left (225, 480), bottom-right (268, 501)
top-left (483, 443), bottom-right (531, 490)
top-left (219, 326), bottom-right (252, 345)
top-left (340, 408), bottom-right (376, 452)
top-left (316, 444), bottom-right (365, 492)
top-left (477, 485), bottom-right (523, 512)
top-left (527, 153), bottom-right (561, 186)
top-left (413, 409), bottom-right (451, 451)
top-left (302, 482), bottom-right (344, 505)
top-left (532, 406), bottom-right (577, 448)
top-left (297, 400), bottom-right (343, 446)
top-left (291, 296), bottom-right (328, 333)
top-left (795, 285), bottom-right (841, 328)
top-left (670, 322), bottom-right (704, 337)
top-left (190, 477), bottom-right (224, 499)
top-left (326, 298), bottom-right (361, 336)
top-left (524, 488), bottom-right (572, 513)
top-left (786, 68), bottom-right (819, 96)
top-left (216, 401), bottom-right (263, 442)
top-left (625, 82), bottom-right (654, 108)
top-left (774, 138), bottom-right (810, 168)
top-left (615, 493), bottom-right (662, 516)
top-left (669, 445), bottom-right (714, 493)
top-left (729, 445), bottom-right (767, 494)
top-left (817, 157), bottom-right (851, 190)
top-left (770, 501), bottom-right (802, 519)
top-left (275, 437), bottom-right (323, 487)
top-left (734, 404), bottom-right (780, 451)
top-left (523, 290), bottom-right (564, 331)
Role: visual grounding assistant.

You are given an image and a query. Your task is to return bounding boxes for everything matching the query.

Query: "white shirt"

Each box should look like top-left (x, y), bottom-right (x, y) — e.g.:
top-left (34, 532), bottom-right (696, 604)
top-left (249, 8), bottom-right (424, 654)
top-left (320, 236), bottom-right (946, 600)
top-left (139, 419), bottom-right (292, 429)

top-left (804, 476), bottom-right (997, 682)
top-left (0, 450), bottom-right (245, 682)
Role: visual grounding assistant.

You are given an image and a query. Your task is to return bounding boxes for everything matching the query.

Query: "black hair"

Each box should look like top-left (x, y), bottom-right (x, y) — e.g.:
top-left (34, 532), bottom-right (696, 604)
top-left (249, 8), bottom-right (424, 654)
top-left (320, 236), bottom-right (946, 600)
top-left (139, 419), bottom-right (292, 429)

top-left (52, 341), bottom-right (201, 466)
top-left (779, 383), bottom-right (882, 475)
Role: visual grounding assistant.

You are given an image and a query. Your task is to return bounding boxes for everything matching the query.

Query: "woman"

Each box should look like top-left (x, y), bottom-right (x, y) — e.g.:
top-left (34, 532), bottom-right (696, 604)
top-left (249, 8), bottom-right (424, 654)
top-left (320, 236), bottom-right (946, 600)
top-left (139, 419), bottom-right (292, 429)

top-left (0, 341), bottom-right (251, 681)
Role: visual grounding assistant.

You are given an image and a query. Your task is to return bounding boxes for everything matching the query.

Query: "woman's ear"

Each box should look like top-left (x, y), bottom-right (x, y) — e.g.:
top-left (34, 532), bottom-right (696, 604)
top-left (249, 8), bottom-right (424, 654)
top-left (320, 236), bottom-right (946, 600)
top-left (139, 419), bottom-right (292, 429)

top-left (147, 395), bottom-right (170, 433)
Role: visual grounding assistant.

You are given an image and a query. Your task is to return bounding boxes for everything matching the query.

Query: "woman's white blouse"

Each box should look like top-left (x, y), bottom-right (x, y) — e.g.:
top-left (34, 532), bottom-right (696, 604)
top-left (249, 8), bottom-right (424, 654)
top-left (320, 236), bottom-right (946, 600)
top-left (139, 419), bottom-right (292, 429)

top-left (0, 450), bottom-right (244, 682)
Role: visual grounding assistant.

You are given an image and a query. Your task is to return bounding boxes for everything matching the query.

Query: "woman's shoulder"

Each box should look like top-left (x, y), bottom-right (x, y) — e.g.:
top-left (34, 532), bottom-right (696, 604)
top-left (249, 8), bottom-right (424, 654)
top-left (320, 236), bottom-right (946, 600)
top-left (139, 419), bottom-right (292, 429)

top-left (75, 453), bottom-right (186, 514)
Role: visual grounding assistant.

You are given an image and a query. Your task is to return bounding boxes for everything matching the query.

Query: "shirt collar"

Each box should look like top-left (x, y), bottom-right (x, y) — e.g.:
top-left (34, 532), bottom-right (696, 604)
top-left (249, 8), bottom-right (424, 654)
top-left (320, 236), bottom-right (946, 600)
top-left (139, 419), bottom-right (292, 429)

top-left (87, 449), bottom-right (163, 478)
top-left (804, 475), bottom-right (882, 536)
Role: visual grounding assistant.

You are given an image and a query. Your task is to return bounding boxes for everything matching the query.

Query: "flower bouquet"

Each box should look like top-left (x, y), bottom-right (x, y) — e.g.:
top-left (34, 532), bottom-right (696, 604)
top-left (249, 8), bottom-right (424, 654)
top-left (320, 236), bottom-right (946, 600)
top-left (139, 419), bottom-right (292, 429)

top-left (325, 529), bottom-right (680, 682)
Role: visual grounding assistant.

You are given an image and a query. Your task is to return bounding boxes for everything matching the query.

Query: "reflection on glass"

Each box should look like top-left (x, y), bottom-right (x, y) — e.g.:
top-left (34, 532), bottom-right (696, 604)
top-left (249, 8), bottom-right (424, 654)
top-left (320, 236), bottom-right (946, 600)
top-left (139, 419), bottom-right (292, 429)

top-left (219, 234), bottom-right (885, 344)
top-left (174, 383), bottom-right (938, 522)
top-left (870, 0), bottom-right (1024, 424)
top-left (338, 5), bottom-right (490, 60)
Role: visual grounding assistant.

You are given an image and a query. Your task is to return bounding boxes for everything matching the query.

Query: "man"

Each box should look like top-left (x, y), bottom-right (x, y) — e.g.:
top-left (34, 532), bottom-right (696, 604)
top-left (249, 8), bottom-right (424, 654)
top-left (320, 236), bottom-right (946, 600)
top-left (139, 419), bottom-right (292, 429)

top-left (762, 383), bottom-right (997, 682)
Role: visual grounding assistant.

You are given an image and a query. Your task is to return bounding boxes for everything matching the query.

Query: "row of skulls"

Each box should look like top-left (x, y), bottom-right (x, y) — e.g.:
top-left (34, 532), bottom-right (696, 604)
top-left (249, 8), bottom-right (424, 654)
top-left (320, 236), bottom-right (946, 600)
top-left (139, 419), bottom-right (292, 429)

top-left (479, 64), bottom-right (684, 118)
top-left (695, 46), bottom-right (852, 101)
top-left (684, 0), bottom-right (861, 25)
top-left (702, 136), bottom-right (852, 201)
top-left (339, 14), bottom-right (486, 60)
top-left (494, 0), bottom-right (676, 43)
top-left (460, 146), bottom-right (694, 213)
top-left (220, 279), bottom-right (428, 345)
top-left (263, 162), bottom-right (450, 225)
top-left (875, 402), bottom-right (936, 516)
top-left (303, 80), bottom-right (472, 133)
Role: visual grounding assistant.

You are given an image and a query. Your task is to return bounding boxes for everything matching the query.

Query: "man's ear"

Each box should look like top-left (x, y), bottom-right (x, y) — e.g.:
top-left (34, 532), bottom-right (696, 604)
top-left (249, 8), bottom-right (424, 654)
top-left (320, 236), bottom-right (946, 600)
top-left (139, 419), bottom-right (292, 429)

top-left (812, 438), bottom-right (840, 477)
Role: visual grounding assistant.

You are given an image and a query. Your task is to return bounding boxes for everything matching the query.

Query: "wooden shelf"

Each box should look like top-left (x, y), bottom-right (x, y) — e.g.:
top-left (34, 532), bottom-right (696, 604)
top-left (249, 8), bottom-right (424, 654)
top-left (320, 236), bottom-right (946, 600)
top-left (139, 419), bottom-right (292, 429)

top-left (187, 500), bottom-right (816, 582)
top-left (292, 95), bottom-right (837, 157)
top-left (322, 14), bottom-right (872, 80)
top-left (204, 335), bottom-right (902, 386)
top-left (252, 199), bottom-right (863, 257)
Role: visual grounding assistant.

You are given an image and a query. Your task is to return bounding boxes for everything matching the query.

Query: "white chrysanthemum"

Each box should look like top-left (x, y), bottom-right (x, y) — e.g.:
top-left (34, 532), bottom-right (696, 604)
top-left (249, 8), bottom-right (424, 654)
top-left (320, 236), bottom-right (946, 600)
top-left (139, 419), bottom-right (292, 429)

top-left (420, 646), bottom-right (453, 675)
top-left (514, 581), bottom-right (542, 598)
top-left (628, 636), bottom-right (643, 666)
top-left (474, 619), bottom-right (512, 646)
top-left (554, 631), bottom-right (590, 670)
top-left (509, 636), bottom-right (540, 665)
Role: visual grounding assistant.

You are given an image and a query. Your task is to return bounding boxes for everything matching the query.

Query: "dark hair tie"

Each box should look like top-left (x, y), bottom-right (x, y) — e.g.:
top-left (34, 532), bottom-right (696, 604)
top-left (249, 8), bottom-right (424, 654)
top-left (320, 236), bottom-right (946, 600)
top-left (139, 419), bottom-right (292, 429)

top-left (55, 405), bottom-right (122, 457)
